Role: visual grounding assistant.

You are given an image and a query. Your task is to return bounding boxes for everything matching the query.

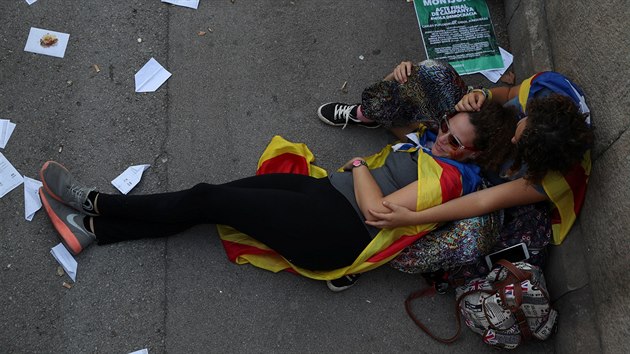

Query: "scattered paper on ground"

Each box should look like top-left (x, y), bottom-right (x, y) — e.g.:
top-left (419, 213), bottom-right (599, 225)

top-left (25, 0), bottom-right (38, 5)
top-left (24, 27), bottom-right (70, 58)
top-left (0, 119), bottom-right (16, 149)
top-left (50, 243), bottom-right (77, 282)
top-left (111, 164), bottom-right (150, 194)
top-left (135, 58), bottom-right (172, 92)
top-left (480, 47), bottom-right (514, 83)
top-left (162, 0), bottom-right (199, 9)
top-left (0, 153), bottom-right (24, 198)
top-left (128, 349), bottom-right (149, 354)
top-left (23, 177), bottom-right (43, 221)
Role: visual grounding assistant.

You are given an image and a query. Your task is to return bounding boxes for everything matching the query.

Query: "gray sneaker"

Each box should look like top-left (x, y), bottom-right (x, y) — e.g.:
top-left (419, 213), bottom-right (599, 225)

top-left (39, 188), bottom-right (96, 255)
top-left (40, 161), bottom-right (97, 216)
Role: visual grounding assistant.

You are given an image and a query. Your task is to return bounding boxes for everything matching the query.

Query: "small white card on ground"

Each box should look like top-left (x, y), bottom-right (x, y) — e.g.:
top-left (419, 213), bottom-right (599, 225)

top-left (50, 243), bottom-right (77, 282)
top-left (128, 349), bottom-right (149, 354)
top-left (480, 47), bottom-right (514, 83)
top-left (0, 153), bottom-right (24, 198)
top-left (24, 27), bottom-right (70, 58)
top-left (25, 0), bottom-right (38, 5)
top-left (162, 0), bottom-right (199, 9)
top-left (23, 177), bottom-right (43, 221)
top-left (0, 119), bottom-right (17, 149)
top-left (111, 164), bottom-right (150, 194)
top-left (135, 58), bottom-right (171, 92)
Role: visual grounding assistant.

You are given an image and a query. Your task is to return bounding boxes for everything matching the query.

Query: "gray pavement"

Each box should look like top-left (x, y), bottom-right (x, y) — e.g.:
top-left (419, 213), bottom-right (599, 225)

top-left (1, 1), bottom-right (554, 353)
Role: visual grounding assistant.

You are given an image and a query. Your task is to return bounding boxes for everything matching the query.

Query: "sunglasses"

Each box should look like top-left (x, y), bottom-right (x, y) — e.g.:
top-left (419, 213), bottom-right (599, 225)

top-left (439, 114), bottom-right (478, 151)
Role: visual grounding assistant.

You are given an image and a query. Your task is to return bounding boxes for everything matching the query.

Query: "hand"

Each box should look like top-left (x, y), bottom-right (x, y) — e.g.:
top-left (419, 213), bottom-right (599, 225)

top-left (365, 200), bottom-right (417, 228)
top-left (392, 61), bottom-right (413, 84)
top-left (455, 91), bottom-right (486, 112)
top-left (342, 157), bottom-right (365, 171)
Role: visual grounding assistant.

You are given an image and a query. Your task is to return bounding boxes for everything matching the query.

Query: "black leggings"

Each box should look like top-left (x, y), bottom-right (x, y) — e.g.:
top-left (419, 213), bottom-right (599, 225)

top-left (92, 173), bottom-right (372, 270)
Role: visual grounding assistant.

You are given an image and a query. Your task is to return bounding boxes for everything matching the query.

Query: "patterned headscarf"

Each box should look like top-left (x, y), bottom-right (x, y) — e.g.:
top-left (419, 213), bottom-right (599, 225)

top-left (362, 60), bottom-right (466, 129)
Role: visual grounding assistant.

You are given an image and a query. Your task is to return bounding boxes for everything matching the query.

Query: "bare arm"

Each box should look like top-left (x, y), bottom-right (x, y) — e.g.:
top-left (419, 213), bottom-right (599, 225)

top-left (343, 158), bottom-right (417, 222)
top-left (455, 84), bottom-right (522, 112)
top-left (366, 177), bottom-right (547, 228)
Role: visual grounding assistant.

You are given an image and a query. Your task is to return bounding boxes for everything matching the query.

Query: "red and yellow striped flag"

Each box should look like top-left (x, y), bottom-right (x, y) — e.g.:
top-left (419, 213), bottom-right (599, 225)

top-left (218, 135), bottom-right (471, 280)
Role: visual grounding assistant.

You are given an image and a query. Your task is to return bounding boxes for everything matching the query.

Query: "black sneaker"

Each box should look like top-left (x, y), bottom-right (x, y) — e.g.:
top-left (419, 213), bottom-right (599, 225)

top-left (317, 103), bottom-right (380, 129)
top-left (326, 274), bottom-right (362, 292)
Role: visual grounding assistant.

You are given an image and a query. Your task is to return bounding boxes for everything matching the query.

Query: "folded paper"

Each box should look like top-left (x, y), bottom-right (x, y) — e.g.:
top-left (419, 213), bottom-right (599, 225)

top-left (50, 243), bottom-right (77, 282)
top-left (0, 119), bottom-right (16, 149)
top-left (135, 58), bottom-right (172, 93)
top-left (0, 153), bottom-right (24, 198)
top-left (24, 177), bottom-right (43, 221)
top-left (111, 164), bottom-right (151, 194)
top-left (162, 0), bottom-right (199, 9)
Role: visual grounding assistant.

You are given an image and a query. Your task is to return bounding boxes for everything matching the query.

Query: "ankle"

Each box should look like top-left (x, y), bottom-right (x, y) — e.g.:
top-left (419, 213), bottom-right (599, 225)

top-left (355, 106), bottom-right (374, 123)
top-left (83, 216), bottom-right (96, 235)
top-left (84, 191), bottom-right (100, 214)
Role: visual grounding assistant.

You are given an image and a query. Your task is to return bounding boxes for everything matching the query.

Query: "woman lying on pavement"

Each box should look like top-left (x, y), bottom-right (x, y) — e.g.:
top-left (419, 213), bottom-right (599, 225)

top-left (367, 71), bottom-right (594, 252)
top-left (38, 101), bottom-right (515, 292)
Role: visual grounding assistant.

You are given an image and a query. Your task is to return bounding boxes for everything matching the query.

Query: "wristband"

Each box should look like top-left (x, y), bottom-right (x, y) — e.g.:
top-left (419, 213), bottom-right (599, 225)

top-left (472, 88), bottom-right (492, 101)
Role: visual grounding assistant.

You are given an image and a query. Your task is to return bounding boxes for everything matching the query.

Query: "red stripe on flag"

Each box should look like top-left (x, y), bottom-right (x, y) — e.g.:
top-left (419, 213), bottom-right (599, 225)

top-left (563, 163), bottom-right (588, 214)
top-left (221, 240), bottom-right (279, 262)
top-left (531, 72), bottom-right (545, 82)
top-left (434, 160), bottom-right (463, 203)
top-left (366, 231), bottom-right (430, 263)
top-left (257, 153), bottom-right (310, 175)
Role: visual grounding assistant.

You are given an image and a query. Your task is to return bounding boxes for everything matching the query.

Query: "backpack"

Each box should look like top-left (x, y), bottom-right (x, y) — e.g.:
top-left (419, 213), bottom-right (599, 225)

top-left (406, 260), bottom-right (557, 349)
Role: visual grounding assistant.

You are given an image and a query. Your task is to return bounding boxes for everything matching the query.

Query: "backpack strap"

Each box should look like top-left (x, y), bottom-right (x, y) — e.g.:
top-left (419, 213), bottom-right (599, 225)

top-left (405, 285), bottom-right (493, 344)
top-left (514, 308), bottom-right (533, 340)
top-left (494, 260), bottom-right (534, 341)
top-left (405, 286), bottom-right (461, 344)
top-left (492, 260), bottom-right (531, 290)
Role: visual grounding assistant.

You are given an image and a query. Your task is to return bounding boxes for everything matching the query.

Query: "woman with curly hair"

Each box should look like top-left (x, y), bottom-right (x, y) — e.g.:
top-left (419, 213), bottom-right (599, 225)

top-left (369, 72), bottom-right (593, 247)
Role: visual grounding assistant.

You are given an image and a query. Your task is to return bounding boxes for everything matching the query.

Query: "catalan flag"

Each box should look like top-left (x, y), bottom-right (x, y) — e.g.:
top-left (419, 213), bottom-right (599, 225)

top-left (217, 133), bottom-right (479, 280)
top-left (518, 72), bottom-right (591, 245)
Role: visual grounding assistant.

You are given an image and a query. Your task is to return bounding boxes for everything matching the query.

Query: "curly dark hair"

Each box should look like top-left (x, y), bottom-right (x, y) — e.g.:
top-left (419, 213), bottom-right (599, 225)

top-left (467, 101), bottom-right (518, 172)
top-left (512, 94), bottom-right (593, 183)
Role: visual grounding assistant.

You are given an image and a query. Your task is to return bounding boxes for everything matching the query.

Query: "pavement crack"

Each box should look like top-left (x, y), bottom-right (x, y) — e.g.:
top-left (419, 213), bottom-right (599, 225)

top-left (506, 0), bottom-right (521, 27)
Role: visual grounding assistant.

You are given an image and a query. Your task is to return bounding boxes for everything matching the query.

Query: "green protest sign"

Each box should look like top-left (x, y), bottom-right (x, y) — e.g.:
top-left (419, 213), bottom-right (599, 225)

top-left (413, 0), bottom-right (503, 75)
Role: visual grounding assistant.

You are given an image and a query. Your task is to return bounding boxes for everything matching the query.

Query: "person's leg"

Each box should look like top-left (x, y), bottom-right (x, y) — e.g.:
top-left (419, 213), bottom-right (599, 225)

top-left (316, 102), bottom-right (381, 128)
top-left (361, 80), bottom-right (415, 129)
top-left (93, 174), bottom-right (371, 270)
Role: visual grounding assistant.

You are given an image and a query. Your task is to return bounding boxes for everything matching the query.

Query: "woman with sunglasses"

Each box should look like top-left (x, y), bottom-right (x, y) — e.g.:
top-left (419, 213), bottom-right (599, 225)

top-left (368, 72), bottom-right (593, 248)
top-left (37, 101), bottom-right (515, 291)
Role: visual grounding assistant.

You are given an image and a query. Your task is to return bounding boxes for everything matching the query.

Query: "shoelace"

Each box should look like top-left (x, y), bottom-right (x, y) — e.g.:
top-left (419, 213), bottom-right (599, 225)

top-left (69, 184), bottom-right (96, 212)
top-left (333, 104), bottom-right (356, 129)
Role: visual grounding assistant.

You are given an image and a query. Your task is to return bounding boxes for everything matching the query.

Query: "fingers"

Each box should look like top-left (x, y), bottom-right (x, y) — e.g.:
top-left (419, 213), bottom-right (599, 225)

top-left (394, 65), bottom-right (406, 83)
top-left (394, 61), bottom-right (413, 84)
top-left (455, 93), bottom-right (485, 112)
top-left (403, 61), bottom-right (412, 76)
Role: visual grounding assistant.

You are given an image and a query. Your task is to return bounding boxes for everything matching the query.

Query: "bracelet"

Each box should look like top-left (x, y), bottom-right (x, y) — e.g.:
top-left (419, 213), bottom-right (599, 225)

top-left (471, 88), bottom-right (492, 101)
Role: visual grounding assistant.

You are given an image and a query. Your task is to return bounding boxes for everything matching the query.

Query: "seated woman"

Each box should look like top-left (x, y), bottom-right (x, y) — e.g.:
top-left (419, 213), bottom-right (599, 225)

top-left (368, 72), bottom-right (594, 252)
top-left (37, 102), bottom-right (515, 290)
